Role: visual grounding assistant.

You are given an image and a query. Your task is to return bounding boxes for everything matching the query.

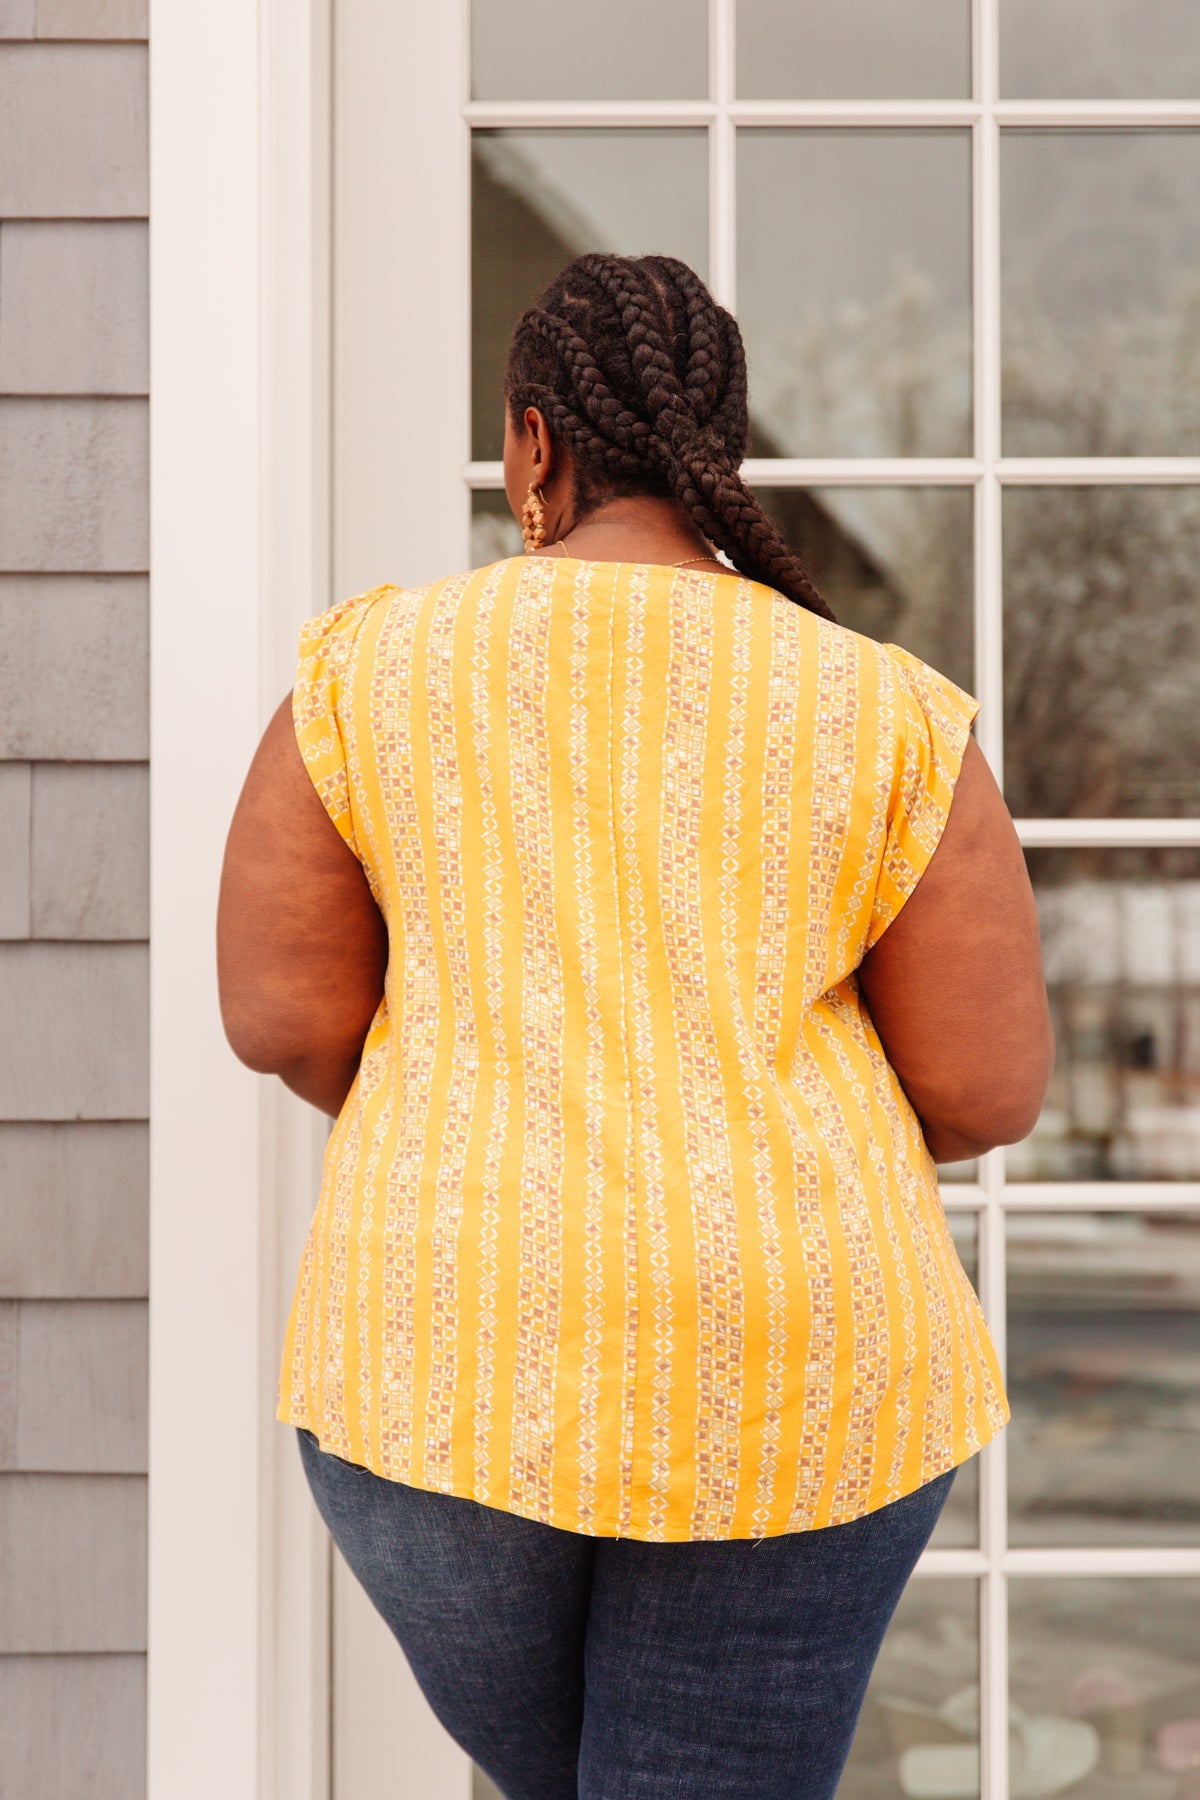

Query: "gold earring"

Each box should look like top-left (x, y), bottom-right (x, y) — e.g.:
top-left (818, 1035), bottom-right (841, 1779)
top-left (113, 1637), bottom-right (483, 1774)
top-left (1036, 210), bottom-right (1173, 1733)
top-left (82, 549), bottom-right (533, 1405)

top-left (521, 481), bottom-right (548, 550)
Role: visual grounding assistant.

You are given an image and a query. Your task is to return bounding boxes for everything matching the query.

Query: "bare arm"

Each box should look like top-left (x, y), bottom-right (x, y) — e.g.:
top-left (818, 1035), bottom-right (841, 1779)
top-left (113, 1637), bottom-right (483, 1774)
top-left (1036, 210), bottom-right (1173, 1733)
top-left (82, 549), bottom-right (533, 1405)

top-left (857, 735), bottom-right (1055, 1163)
top-left (216, 694), bottom-right (388, 1117)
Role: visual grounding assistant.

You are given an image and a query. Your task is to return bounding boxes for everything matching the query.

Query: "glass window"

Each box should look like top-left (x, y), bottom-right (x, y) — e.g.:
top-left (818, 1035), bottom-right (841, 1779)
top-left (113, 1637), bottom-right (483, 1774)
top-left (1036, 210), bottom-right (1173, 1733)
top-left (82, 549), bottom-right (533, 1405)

top-left (472, 488), bottom-right (523, 568)
top-left (754, 485), bottom-right (973, 692)
top-left (1007, 1211), bottom-right (1200, 1547)
top-left (1000, 0), bottom-right (1200, 100)
top-left (1002, 487), bottom-right (1200, 821)
top-left (472, 130), bottom-right (709, 460)
top-left (738, 0), bottom-right (970, 100)
top-left (1011, 849), bottom-right (1200, 1182)
top-left (738, 130), bottom-right (972, 458)
top-left (471, 0), bottom-right (708, 101)
top-left (838, 1579), bottom-right (980, 1798)
top-left (1009, 1578), bottom-right (1200, 1792)
top-left (1001, 131), bottom-right (1200, 457)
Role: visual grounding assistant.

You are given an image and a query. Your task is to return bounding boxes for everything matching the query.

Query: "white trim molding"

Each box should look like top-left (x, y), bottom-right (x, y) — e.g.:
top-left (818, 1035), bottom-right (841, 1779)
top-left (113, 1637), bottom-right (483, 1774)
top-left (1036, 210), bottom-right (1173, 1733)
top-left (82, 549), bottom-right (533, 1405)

top-left (148, 3), bottom-right (332, 1797)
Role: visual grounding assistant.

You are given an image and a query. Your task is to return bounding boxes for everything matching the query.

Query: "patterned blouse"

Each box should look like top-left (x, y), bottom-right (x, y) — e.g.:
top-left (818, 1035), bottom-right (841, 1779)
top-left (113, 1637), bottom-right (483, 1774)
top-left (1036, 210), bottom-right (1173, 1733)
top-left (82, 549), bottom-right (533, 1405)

top-left (276, 554), bottom-right (1010, 1541)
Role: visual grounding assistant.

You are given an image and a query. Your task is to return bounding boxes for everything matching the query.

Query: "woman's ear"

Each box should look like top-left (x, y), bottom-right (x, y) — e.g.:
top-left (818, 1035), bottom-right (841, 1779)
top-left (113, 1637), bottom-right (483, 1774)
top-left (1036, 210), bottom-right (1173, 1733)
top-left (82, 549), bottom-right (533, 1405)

top-left (503, 402), bottom-right (537, 519)
top-left (525, 406), bottom-right (555, 486)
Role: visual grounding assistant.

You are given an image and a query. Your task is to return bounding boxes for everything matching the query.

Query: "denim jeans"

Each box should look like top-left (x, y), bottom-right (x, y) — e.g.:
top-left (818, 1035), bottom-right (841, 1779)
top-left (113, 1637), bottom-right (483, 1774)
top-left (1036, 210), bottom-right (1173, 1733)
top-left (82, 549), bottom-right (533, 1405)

top-left (296, 1426), bottom-right (956, 1800)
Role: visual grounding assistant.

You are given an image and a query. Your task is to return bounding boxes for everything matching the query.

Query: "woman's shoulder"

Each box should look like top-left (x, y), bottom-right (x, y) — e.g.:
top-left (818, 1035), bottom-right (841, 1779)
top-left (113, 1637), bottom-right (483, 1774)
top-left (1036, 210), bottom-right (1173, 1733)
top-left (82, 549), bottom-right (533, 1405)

top-left (764, 593), bottom-right (901, 678)
top-left (303, 561), bottom-right (516, 628)
top-left (300, 581), bottom-right (401, 639)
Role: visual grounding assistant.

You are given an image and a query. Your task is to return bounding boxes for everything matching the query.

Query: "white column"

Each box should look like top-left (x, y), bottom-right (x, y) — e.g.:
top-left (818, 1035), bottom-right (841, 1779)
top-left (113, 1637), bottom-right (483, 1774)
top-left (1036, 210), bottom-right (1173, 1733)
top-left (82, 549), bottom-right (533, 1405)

top-left (148, 3), bottom-right (332, 1796)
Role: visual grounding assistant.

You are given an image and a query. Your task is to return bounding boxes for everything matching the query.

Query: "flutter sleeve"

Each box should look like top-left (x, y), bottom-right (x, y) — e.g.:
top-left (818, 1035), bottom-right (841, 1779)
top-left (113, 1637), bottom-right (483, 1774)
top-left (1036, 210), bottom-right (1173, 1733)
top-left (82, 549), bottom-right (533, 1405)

top-left (864, 641), bottom-right (981, 952)
top-left (291, 589), bottom-right (384, 864)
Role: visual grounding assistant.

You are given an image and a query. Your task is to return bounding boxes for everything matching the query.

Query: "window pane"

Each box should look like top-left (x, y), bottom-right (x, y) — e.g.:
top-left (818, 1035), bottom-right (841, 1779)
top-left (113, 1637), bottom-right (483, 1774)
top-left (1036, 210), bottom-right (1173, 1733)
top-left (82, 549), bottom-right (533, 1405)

top-left (1007, 1212), bottom-right (1200, 1547)
top-left (1001, 131), bottom-right (1200, 457)
top-left (937, 1157), bottom-right (977, 1184)
top-left (1000, 0), bottom-right (1200, 99)
top-left (1003, 487), bottom-right (1200, 821)
top-left (1010, 1578), bottom-right (1200, 1791)
top-left (1011, 848), bottom-right (1200, 1182)
top-left (738, 131), bottom-right (972, 458)
top-left (838, 1580), bottom-right (980, 1798)
top-left (738, 0), bottom-right (970, 100)
top-left (471, 0), bottom-right (708, 101)
top-left (472, 130), bottom-right (709, 461)
top-left (754, 485), bottom-right (973, 691)
top-left (472, 489), bottom-right (523, 567)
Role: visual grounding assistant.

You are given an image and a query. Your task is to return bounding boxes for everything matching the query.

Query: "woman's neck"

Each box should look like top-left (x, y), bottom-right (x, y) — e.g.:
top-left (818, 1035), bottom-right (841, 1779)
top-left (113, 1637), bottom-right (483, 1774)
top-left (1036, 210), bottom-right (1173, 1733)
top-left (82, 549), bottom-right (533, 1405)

top-left (528, 497), bottom-right (724, 569)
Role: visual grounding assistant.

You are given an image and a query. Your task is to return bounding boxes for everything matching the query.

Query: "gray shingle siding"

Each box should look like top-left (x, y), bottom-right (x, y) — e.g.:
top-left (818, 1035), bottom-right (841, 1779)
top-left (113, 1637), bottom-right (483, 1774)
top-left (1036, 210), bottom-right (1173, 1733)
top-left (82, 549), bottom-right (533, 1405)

top-left (0, 576), bottom-right (149, 760)
top-left (0, 18), bottom-right (148, 1796)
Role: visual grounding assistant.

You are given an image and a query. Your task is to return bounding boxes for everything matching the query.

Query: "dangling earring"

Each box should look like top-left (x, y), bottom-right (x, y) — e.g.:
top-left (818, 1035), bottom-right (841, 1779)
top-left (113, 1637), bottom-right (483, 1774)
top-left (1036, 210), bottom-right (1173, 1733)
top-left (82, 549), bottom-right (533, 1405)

top-left (521, 481), bottom-right (548, 551)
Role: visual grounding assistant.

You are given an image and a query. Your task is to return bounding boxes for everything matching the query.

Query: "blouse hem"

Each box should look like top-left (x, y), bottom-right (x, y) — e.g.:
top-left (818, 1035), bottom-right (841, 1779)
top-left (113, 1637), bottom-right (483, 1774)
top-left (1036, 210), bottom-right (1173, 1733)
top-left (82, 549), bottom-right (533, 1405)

top-left (279, 1398), bottom-right (1010, 1543)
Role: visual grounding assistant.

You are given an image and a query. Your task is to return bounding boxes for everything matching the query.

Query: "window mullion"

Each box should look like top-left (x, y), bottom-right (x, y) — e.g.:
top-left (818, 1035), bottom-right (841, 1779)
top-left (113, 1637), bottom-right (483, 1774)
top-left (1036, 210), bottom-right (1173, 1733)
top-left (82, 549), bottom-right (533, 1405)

top-left (974, 8), bottom-right (1011, 1797)
top-left (1004, 1183), bottom-right (1200, 1209)
top-left (711, 0), bottom-right (736, 310)
top-left (1016, 818), bottom-right (1200, 847)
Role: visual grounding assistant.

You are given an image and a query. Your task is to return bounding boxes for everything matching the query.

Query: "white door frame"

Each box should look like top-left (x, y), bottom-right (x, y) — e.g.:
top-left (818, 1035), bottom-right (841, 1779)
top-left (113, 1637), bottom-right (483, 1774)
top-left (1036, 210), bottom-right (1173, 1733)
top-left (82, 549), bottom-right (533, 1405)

top-left (148, 0), bottom-right (475, 1792)
top-left (148, 2), bottom-right (335, 1794)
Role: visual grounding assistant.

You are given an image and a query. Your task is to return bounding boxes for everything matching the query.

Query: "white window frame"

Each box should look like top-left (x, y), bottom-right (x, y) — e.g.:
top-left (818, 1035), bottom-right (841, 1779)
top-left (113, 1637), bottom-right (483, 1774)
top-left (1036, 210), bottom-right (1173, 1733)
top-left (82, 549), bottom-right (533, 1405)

top-left (464, 14), bottom-right (1200, 1784)
top-left (149, 1), bottom-right (1200, 1796)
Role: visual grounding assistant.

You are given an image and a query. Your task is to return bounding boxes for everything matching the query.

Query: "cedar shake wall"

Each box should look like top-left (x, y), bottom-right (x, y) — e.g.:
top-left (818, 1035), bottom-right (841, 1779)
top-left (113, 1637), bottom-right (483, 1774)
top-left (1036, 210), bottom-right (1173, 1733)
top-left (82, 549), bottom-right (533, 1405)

top-left (0, 9), bottom-right (149, 1796)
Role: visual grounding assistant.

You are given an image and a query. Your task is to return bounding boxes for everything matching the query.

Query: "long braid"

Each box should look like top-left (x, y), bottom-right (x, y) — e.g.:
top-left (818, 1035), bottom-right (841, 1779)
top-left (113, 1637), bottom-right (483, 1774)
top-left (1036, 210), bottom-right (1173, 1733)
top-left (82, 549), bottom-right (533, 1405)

top-left (504, 253), bottom-right (837, 623)
top-left (640, 255), bottom-right (737, 449)
top-left (564, 255), bottom-right (751, 562)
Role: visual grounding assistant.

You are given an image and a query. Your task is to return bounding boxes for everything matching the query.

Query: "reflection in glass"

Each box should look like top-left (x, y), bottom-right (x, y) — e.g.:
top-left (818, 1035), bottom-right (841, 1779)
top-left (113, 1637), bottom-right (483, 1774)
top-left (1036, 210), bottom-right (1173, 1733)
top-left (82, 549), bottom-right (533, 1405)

top-left (1013, 849), bottom-right (1200, 1181)
top-left (937, 1158), bottom-right (977, 1185)
top-left (754, 486), bottom-right (973, 692)
top-left (472, 131), bottom-right (709, 460)
top-left (1000, 0), bottom-right (1200, 100)
top-left (1007, 1212), bottom-right (1200, 1547)
top-left (738, 131), bottom-right (972, 459)
top-left (1002, 487), bottom-right (1200, 820)
top-left (838, 1580), bottom-right (979, 1798)
top-left (472, 488), bottom-right (524, 568)
top-left (738, 0), bottom-right (969, 100)
top-left (1001, 131), bottom-right (1200, 456)
top-left (472, 0), bottom-right (707, 102)
top-left (1010, 1579), bottom-right (1200, 1794)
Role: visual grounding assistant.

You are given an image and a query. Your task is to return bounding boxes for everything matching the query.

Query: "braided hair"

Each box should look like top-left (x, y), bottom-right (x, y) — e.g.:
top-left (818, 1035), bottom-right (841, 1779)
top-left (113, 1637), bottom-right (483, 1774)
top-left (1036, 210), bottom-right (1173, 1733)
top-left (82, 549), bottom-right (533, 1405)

top-left (503, 252), bottom-right (837, 622)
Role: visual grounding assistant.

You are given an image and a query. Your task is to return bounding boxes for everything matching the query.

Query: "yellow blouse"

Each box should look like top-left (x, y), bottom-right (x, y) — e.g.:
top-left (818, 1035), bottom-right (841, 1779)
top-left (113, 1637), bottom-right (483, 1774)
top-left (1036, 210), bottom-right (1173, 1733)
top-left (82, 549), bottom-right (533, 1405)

top-left (276, 555), bottom-right (1010, 1541)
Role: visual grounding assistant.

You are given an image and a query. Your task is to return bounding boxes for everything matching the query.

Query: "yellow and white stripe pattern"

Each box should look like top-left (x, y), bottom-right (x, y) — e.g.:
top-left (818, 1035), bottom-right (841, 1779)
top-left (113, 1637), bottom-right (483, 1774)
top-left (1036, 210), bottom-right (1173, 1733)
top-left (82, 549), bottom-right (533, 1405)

top-left (278, 555), bottom-right (1010, 1541)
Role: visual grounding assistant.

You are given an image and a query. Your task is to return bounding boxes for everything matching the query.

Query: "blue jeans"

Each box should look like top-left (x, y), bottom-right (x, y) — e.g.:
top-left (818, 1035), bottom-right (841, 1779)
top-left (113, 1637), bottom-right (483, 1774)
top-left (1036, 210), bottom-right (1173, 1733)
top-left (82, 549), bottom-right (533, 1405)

top-left (296, 1427), bottom-right (956, 1799)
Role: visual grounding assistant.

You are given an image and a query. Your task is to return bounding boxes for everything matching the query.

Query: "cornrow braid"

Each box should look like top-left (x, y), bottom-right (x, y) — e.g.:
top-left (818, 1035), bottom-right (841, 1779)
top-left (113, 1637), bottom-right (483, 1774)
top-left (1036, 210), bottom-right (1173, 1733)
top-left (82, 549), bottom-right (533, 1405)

top-left (504, 252), bottom-right (836, 623)
top-left (519, 306), bottom-right (655, 471)
top-left (639, 254), bottom-right (730, 437)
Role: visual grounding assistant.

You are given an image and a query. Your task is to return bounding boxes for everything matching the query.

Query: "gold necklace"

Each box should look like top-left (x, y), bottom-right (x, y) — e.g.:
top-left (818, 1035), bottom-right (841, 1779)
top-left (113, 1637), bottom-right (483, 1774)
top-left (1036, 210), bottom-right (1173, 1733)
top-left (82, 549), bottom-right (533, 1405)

top-left (554, 534), bottom-right (721, 569)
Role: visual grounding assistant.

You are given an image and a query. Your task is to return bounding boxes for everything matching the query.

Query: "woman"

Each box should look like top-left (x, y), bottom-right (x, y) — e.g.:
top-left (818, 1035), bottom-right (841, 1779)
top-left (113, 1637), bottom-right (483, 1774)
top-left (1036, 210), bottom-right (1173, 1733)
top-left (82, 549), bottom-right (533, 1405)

top-left (217, 252), bottom-right (1053, 1799)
